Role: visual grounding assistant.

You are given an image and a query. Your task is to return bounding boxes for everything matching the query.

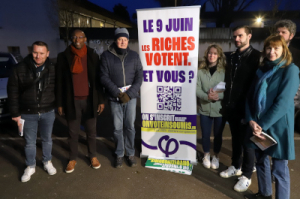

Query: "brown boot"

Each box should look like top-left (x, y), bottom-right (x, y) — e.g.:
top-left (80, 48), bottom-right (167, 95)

top-left (91, 157), bottom-right (101, 169)
top-left (65, 160), bottom-right (76, 173)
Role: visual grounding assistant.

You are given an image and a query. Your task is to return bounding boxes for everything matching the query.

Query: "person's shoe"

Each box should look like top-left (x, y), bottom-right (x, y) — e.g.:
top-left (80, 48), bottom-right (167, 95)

top-left (220, 166), bottom-right (242, 178)
top-left (127, 156), bottom-right (137, 167)
top-left (211, 155), bottom-right (219, 169)
top-left (253, 165), bottom-right (256, 172)
top-left (21, 167), bottom-right (35, 182)
top-left (234, 176), bottom-right (251, 192)
top-left (115, 157), bottom-right (123, 168)
top-left (90, 157), bottom-right (101, 169)
top-left (65, 160), bottom-right (77, 173)
top-left (43, 161), bottom-right (57, 175)
top-left (202, 154), bottom-right (211, 169)
top-left (244, 192), bottom-right (272, 199)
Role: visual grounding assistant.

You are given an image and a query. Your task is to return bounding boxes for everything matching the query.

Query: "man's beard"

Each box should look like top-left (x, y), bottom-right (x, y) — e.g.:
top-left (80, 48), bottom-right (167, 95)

top-left (235, 40), bottom-right (248, 49)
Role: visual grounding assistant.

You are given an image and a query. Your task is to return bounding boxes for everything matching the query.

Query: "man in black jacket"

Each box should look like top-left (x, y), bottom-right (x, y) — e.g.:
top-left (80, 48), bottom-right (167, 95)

top-left (100, 28), bottom-right (143, 168)
top-left (220, 26), bottom-right (261, 192)
top-left (7, 41), bottom-right (57, 182)
top-left (56, 29), bottom-right (105, 173)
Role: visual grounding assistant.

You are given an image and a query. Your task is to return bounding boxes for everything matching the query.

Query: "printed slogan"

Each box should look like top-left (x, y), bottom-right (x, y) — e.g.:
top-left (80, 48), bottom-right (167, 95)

top-left (137, 6), bottom-right (200, 163)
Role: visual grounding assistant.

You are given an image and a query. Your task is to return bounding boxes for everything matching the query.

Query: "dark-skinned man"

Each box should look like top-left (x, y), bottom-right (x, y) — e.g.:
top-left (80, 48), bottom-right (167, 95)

top-left (56, 29), bottom-right (105, 173)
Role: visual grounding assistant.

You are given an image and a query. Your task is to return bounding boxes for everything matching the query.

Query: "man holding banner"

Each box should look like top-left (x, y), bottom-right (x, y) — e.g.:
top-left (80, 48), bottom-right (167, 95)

top-left (100, 28), bottom-right (143, 168)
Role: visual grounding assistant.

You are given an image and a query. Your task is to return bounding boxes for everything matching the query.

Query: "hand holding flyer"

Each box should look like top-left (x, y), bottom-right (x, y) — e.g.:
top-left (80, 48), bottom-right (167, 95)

top-left (250, 131), bottom-right (277, 151)
top-left (213, 82), bottom-right (226, 92)
top-left (18, 119), bottom-right (25, 136)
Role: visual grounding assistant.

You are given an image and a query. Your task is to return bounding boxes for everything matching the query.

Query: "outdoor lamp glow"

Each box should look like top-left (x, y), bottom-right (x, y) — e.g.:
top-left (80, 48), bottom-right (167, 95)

top-left (256, 17), bottom-right (262, 23)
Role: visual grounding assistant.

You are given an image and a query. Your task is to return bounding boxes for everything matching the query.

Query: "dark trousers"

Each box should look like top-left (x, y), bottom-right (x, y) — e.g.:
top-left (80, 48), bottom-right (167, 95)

top-left (67, 99), bottom-right (97, 160)
top-left (227, 116), bottom-right (255, 179)
top-left (200, 114), bottom-right (225, 154)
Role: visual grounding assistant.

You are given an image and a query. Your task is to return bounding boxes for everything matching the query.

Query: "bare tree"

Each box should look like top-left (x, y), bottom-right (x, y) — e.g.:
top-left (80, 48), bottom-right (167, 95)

top-left (113, 3), bottom-right (131, 22)
top-left (155, 0), bottom-right (204, 7)
top-left (208, 0), bottom-right (256, 27)
top-left (268, 0), bottom-right (298, 33)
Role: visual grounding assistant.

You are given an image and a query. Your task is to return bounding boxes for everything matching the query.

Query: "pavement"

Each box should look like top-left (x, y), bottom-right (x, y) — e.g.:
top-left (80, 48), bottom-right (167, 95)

top-left (0, 101), bottom-right (300, 199)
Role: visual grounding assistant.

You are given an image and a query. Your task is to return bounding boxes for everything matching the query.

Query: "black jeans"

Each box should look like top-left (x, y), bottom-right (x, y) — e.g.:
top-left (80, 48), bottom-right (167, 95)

top-left (227, 116), bottom-right (255, 179)
top-left (67, 99), bottom-right (97, 160)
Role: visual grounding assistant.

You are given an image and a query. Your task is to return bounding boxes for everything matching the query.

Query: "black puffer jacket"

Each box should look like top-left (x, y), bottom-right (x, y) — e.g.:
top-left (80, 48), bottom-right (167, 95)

top-left (7, 54), bottom-right (55, 117)
top-left (100, 43), bottom-right (143, 101)
top-left (222, 45), bottom-right (261, 119)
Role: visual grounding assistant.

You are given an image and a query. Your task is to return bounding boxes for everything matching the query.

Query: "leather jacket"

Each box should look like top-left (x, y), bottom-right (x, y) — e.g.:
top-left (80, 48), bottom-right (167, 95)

top-left (222, 45), bottom-right (261, 119)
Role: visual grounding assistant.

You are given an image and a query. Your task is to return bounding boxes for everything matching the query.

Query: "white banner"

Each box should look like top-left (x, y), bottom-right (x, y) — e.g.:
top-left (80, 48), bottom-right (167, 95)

top-left (137, 6), bottom-right (200, 163)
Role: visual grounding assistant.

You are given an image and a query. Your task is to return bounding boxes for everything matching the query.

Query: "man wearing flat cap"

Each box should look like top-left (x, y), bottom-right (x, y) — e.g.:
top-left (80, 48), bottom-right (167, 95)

top-left (100, 28), bottom-right (143, 168)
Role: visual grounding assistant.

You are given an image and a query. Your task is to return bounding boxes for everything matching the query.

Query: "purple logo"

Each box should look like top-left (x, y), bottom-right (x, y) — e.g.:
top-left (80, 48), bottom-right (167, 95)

top-left (142, 135), bottom-right (196, 157)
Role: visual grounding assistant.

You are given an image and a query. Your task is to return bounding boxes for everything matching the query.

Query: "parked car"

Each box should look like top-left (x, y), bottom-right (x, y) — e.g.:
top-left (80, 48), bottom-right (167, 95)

top-left (0, 52), bottom-right (19, 121)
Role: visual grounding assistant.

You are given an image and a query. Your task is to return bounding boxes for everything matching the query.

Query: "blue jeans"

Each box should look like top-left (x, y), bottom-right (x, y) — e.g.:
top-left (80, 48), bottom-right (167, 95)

top-left (110, 98), bottom-right (136, 157)
top-left (255, 149), bottom-right (290, 199)
top-left (22, 110), bottom-right (55, 166)
top-left (200, 114), bottom-right (225, 154)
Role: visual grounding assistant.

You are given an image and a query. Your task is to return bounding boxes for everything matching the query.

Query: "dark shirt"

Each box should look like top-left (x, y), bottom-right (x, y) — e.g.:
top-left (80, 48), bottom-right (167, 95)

top-left (209, 65), bottom-right (217, 76)
top-left (72, 54), bottom-right (89, 99)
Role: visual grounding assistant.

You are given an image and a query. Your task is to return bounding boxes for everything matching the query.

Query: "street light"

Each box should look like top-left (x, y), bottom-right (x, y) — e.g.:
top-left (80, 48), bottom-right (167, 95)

top-left (256, 17), bottom-right (262, 23)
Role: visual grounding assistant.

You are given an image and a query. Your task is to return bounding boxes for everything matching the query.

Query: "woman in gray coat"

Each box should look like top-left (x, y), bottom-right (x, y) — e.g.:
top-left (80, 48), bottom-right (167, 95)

top-left (196, 44), bottom-right (226, 169)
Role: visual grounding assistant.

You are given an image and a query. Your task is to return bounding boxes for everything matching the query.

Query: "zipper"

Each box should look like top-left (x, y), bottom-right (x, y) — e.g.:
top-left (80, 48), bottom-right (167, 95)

top-left (109, 48), bottom-right (128, 87)
top-left (228, 56), bottom-right (239, 105)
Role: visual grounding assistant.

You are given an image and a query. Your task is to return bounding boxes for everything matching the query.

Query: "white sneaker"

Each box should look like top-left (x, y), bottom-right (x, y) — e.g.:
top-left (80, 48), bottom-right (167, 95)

top-left (202, 154), bottom-right (210, 169)
top-left (211, 156), bottom-right (219, 169)
top-left (234, 176), bottom-right (251, 192)
top-left (220, 166), bottom-right (242, 178)
top-left (44, 161), bottom-right (57, 175)
top-left (21, 167), bottom-right (35, 182)
top-left (253, 165), bottom-right (256, 172)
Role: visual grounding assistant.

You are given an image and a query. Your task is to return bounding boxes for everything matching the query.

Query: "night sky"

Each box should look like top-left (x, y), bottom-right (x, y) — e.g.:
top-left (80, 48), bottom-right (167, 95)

top-left (88, 0), bottom-right (300, 18)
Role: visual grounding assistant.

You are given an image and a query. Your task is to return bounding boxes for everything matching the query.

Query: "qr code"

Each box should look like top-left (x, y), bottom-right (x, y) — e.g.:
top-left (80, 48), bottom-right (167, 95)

top-left (157, 86), bottom-right (182, 111)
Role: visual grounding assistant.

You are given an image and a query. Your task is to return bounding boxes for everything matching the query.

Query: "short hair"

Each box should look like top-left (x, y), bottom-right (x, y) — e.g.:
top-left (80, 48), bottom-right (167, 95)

top-left (32, 41), bottom-right (49, 51)
top-left (274, 19), bottom-right (297, 35)
top-left (199, 44), bottom-right (226, 71)
top-left (262, 35), bottom-right (292, 67)
top-left (232, 25), bottom-right (252, 35)
top-left (71, 29), bottom-right (86, 37)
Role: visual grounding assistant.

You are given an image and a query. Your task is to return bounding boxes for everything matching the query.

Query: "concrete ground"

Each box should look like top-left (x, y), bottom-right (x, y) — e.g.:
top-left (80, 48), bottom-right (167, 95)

top-left (0, 103), bottom-right (299, 199)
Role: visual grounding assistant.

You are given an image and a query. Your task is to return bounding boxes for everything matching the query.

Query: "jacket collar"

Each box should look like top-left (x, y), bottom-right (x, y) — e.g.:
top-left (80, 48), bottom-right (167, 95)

top-left (235, 45), bottom-right (253, 58)
top-left (108, 42), bottom-right (130, 56)
top-left (23, 54), bottom-right (50, 71)
top-left (64, 45), bottom-right (95, 66)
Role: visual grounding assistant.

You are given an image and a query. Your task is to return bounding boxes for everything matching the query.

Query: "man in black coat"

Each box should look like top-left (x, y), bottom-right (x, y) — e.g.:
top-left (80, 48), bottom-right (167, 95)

top-left (56, 29), bottom-right (105, 173)
top-left (220, 26), bottom-right (261, 192)
top-left (100, 28), bottom-right (143, 168)
top-left (7, 41), bottom-right (57, 182)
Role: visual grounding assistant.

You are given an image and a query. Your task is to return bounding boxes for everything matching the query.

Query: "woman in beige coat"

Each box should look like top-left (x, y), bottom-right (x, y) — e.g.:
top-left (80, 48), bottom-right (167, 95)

top-left (196, 44), bottom-right (226, 169)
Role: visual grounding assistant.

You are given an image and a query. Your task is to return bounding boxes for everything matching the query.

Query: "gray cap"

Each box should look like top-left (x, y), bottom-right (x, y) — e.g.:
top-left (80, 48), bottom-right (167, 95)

top-left (114, 28), bottom-right (129, 40)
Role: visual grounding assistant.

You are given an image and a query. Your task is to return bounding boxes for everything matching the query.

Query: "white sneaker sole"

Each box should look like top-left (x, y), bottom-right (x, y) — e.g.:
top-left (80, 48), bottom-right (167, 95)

top-left (234, 181), bottom-right (251, 192)
top-left (65, 168), bottom-right (74, 173)
top-left (45, 169), bottom-right (57, 175)
top-left (211, 165), bottom-right (219, 169)
top-left (21, 171), bottom-right (35, 182)
top-left (92, 165), bottom-right (101, 169)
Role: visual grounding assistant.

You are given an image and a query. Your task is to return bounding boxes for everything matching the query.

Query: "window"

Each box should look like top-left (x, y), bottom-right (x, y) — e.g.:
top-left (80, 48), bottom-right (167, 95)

top-left (7, 46), bottom-right (20, 55)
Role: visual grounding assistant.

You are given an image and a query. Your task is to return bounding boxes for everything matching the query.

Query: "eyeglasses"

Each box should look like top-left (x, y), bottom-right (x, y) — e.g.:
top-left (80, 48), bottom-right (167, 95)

top-left (72, 36), bottom-right (85, 40)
